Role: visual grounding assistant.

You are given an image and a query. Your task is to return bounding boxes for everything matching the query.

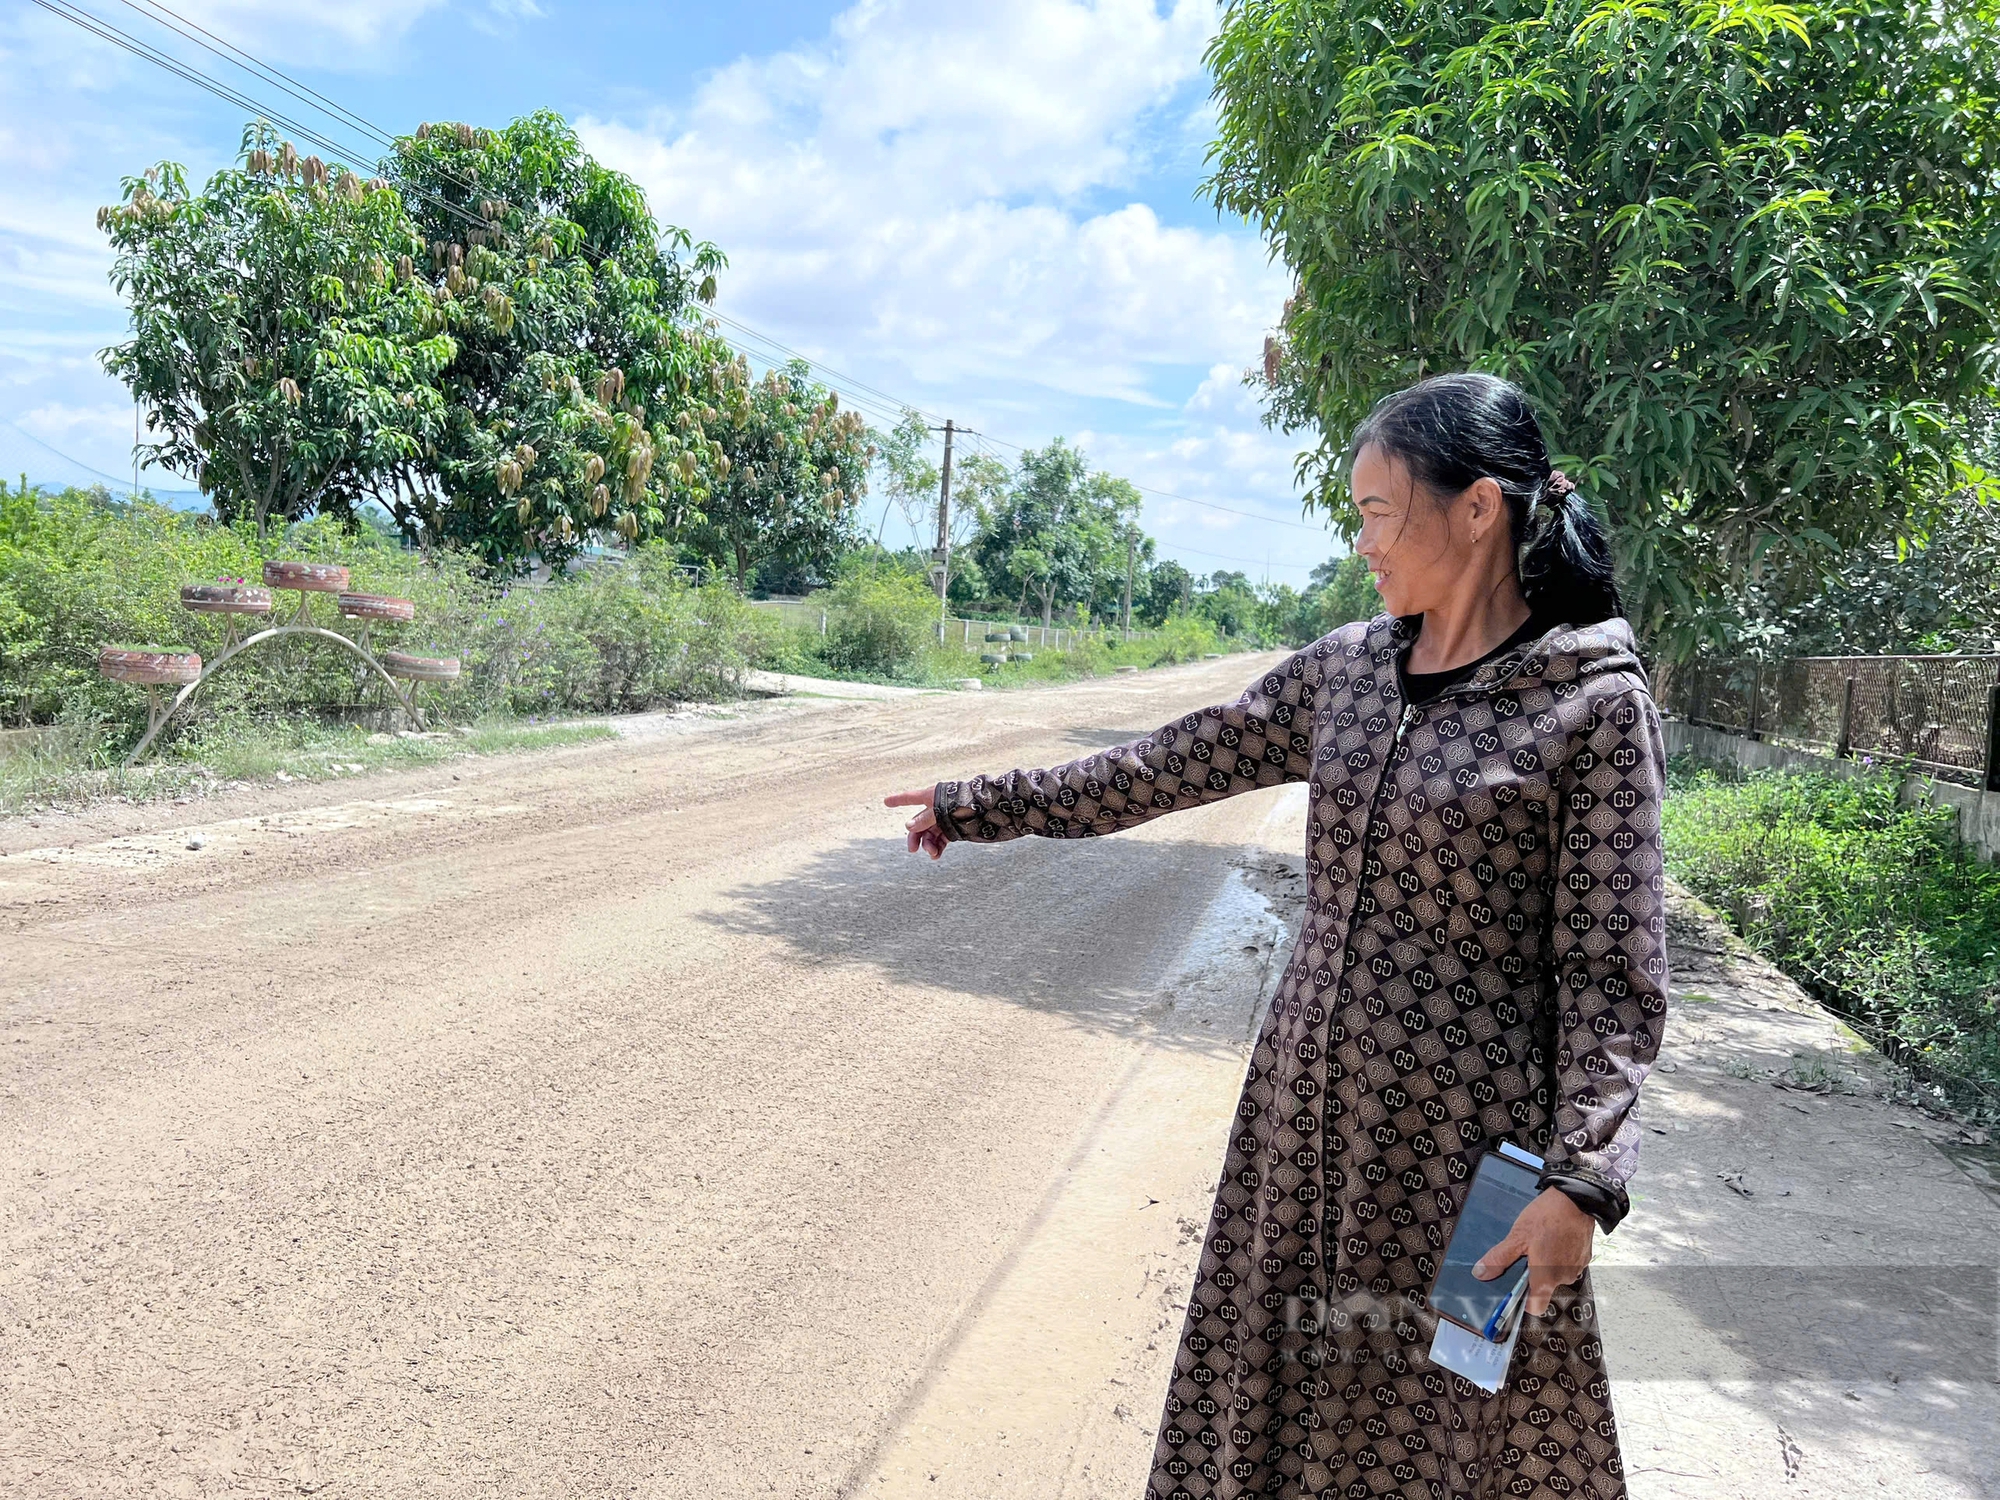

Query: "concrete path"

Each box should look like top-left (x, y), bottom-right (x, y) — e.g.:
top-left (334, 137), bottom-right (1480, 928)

top-left (1603, 890), bottom-right (1998, 1499)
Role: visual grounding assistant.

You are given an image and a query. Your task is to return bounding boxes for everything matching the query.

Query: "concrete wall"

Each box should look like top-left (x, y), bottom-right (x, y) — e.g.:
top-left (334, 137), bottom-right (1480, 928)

top-left (1663, 719), bottom-right (2000, 862)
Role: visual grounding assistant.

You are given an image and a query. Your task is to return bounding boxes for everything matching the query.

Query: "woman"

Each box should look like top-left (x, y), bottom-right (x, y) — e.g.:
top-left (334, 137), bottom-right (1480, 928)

top-left (886, 373), bottom-right (1667, 1500)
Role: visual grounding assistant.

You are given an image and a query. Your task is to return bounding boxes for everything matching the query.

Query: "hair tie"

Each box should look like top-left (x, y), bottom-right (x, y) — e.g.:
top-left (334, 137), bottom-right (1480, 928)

top-left (1545, 469), bottom-right (1578, 502)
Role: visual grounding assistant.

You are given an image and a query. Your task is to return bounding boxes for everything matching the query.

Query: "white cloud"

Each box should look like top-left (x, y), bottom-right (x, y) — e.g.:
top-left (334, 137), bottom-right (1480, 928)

top-left (1074, 363), bottom-right (1334, 565)
top-left (580, 0), bottom-right (1287, 412)
top-left (19, 400), bottom-right (136, 448)
top-left (100, 0), bottom-right (450, 56)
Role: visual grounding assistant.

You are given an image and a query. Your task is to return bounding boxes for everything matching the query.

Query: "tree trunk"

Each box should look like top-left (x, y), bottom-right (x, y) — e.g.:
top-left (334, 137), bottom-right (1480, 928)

top-left (734, 542), bottom-right (751, 589)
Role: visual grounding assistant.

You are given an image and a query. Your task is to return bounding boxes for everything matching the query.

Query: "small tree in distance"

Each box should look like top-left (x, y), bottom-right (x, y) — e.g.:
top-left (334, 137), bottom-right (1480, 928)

top-left (974, 438), bottom-right (1139, 626)
top-left (690, 359), bottom-right (874, 589)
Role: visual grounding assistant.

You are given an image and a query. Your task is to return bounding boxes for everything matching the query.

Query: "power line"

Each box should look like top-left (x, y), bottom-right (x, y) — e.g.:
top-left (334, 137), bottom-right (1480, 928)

top-left (85, 0), bottom-right (935, 436)
top-left (0, 416), bottom-right (193, 495)
top-left (706, 308), bottom-right (939, 428)
top-left (111, 0), bottom-right (395, 149)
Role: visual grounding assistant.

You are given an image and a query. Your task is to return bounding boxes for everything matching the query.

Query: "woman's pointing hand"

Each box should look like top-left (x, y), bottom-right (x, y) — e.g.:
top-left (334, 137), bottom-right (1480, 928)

top-left (886, 787), bottom-right (948, 860)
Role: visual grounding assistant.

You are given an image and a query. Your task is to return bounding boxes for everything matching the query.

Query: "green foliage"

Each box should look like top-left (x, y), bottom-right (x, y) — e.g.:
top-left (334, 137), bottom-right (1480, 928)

top-left (973, 614), bottom-right (1226, 685)
top-left (100, 124), bottom-right (454, 534)
top-left (1154, 555), bottom-right (1383, 648)
top-left (1695, 484), bottom-right (2000, 658)
top-left (968, 438), bottom-right (1139, 625)
top-left (1138, 558), bottom-right (1195, 625)
top-left (1209, 0), bottom-right (2000, 658)
top-left (816, 559), bottom-right (943, 676)
top-left (751, 555), bottom-right (1231, 688)
top-left (874, 410), bottom-right (940, 544)
top-left (1307, 553), bottom-right (1386, 634)
top-left (457, 549), bottom-right (758, 714)
top-left (1664, 761), bottom-right (2000, 1119)
top-left (386, 111), bottom-right (728, 569)
top-left (690, 359), bottom-right (874, 588)
top-left (1192, 570), bottom-right (1265, 638)
top-left (0, 483), bottom-right (756, 744)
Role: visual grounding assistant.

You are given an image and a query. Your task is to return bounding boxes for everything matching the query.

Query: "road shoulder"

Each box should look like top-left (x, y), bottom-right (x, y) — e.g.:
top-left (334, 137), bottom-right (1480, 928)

top-left (1605, 883), bottom-right (1998, 1499)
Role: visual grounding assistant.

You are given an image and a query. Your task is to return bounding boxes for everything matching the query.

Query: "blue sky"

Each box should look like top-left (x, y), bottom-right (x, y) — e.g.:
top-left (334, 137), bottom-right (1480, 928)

top-left (0, 0), bottom-right (1339, 581)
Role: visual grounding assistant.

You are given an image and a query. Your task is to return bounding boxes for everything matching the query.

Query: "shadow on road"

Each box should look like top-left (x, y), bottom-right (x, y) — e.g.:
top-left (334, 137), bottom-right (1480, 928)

top-left (699, 819), bottom-right (1291, 1061)
top-left (1597, 1263), bottom-right (1996, 1386)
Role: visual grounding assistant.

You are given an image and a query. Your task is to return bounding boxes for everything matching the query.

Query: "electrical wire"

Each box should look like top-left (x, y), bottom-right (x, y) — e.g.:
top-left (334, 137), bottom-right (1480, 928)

top-left (0, 416), bottom-right (193, 495)
top-left (110, 0), bottom-right (397, 150)
top-left (67, 0), bottom-right (931, 434)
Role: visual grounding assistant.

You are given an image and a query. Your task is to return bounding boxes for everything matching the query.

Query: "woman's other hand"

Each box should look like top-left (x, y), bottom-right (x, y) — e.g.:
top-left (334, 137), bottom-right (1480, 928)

top-left (1472, 1186), bottom-right (1595, 1318)
top-left (886, 787), bottom-right (947, 860)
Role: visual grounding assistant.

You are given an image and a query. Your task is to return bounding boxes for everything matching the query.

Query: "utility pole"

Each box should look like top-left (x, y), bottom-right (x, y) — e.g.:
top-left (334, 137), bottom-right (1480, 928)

top-left (1122, 527), bottom-right (1136, 637)
top-left (933, 418), bottom-right (954, 638)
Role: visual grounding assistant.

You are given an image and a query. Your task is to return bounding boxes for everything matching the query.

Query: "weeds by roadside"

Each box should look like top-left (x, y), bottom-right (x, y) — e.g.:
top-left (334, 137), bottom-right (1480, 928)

top-left (1663, 756), bottom-right (2000, 1124)
top-left (1, 488), bottom-right (759, 747)
top-left (751, 561), bottom-right (1236, 688)
top-left (0, 711), bottom-right (612, 815)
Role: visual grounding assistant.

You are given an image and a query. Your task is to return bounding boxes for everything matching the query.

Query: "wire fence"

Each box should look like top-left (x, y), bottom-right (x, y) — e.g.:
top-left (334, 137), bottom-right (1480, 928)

top-left (1660, 655), bottom-right (2000, 790)
top-left (746, 598), bottom-right (1161, 655)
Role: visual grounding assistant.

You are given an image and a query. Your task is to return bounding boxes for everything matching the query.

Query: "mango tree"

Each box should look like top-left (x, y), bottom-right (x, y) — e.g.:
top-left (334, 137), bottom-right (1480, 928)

top-left (687, 358), bottom-right (874, 589)
top-left (1209, 0), bottom-right (2000, 656)
top-left (386, 111), bottom-right (728, 571)
top-left (101, 122), bottom-right (454, 534)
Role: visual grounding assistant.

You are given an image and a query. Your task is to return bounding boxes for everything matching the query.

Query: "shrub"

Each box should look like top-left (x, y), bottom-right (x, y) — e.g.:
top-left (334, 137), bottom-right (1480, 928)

top-left (0, 484), bottom-right (756, 746)
top-left (454, 550), bottom-right (755, 715)
top-left (1663, 760), bottom-right (2000, 1120)
top-left (818, 562), bottom-right (942, 677)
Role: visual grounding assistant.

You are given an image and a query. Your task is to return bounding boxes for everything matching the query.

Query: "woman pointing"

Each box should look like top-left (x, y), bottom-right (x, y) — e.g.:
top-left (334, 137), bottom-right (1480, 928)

top-left (887, 372), bottom-right (1667, 1500)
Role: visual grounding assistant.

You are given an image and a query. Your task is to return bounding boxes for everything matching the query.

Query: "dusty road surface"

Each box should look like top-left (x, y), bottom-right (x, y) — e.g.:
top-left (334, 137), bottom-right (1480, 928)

top-left (3, 652), bottom-right (1995, 1499)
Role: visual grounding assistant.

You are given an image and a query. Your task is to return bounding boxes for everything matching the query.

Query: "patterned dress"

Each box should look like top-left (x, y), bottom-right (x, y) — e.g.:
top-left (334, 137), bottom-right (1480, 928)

top-left (932, 613), bottom-right (1669, 1500)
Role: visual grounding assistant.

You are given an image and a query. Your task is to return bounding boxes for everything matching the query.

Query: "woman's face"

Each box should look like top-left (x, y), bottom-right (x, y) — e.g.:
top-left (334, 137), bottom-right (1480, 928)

top-left (1350, 443), bottom-right (1466, 618)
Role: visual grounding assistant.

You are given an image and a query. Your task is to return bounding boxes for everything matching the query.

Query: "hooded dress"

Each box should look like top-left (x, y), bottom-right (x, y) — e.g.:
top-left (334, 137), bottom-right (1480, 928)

top-left (932, 613), bottom-right (1668, 1500)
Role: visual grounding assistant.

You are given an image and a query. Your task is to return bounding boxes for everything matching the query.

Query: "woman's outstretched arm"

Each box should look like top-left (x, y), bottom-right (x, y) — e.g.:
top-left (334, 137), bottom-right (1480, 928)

top-left (888, 647), bottom-right (1322, 858)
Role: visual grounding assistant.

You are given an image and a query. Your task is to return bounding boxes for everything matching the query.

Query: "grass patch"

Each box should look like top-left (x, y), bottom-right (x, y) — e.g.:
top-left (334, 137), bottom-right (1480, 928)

top-left (1663, 756), bottom-right (2000, 1123)
top-left (1779, 1052), bottom-right (1872, 1095)
top-left (750, 566), bottom-right (1244, 689)
top-left (0, 708), bottom-right (614, 815)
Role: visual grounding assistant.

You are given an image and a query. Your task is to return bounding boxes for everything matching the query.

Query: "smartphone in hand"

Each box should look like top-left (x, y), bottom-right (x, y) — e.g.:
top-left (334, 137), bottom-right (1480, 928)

top-left (1428, 1144), bottom-right (1543, 1340)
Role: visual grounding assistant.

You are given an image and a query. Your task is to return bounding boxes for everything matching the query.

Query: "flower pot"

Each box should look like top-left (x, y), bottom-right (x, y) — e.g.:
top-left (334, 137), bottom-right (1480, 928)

top-left (263, 560), bottom-right (351, 592)
top-left (99, 648), bottom-right (202, 685)
top-left (180, 584), bottom-right (274, 615)
top-left (338, 592), bottom-right (416, 622)
top-left (383, 652), bottom-right (461, 682)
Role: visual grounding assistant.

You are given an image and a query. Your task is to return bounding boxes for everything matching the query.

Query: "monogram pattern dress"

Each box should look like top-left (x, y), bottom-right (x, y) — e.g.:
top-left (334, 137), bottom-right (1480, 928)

top-left (933, 613), bottom-right (1669, 1500)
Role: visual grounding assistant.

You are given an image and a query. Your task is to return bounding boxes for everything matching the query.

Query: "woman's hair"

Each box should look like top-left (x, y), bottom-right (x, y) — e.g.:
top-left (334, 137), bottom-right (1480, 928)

top-left (1347, 372), bottom-right (1623, 625)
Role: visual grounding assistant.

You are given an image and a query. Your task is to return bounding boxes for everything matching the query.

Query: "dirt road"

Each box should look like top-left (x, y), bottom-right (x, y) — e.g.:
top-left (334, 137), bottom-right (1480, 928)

top-left (2, 654), bottom-right (1995, 1499)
